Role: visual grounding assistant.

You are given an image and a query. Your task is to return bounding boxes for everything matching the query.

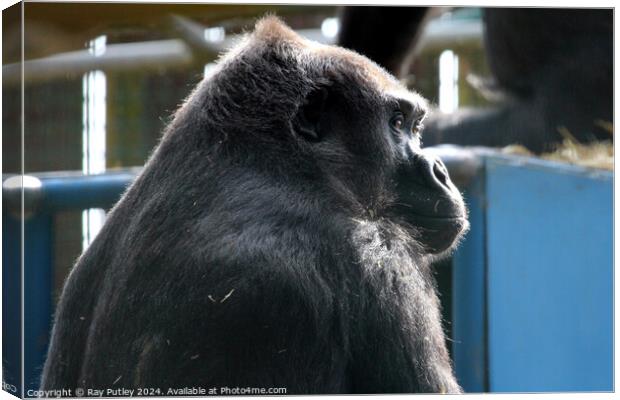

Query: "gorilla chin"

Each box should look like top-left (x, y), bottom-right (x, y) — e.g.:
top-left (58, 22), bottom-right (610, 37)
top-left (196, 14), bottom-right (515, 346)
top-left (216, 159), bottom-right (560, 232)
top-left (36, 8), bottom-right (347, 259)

top-left (408, 214), bottom-right (469, 255)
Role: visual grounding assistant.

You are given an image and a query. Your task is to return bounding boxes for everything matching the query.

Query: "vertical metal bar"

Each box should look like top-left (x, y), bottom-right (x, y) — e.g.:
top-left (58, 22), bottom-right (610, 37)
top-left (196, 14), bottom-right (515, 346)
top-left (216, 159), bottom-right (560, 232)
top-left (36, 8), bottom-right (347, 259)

top-left (23, 213), bottom-right (53, 393)
top-left (452, 161), bottom-right (488, 392)
top-left (21, 0), bottom-right (26, 395)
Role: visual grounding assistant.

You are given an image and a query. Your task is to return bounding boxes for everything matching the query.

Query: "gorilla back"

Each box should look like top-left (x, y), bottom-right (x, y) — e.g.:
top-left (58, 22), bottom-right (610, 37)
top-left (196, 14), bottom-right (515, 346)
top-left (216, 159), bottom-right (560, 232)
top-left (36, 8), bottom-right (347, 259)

top-left (41, 17), bottom-right (468, 395)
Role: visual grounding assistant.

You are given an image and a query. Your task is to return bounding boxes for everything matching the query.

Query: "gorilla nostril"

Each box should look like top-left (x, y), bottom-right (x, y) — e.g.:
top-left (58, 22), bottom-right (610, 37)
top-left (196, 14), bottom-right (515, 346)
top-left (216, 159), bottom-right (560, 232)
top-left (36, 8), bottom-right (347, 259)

top-left (410, 154), bottom-right (453, 192)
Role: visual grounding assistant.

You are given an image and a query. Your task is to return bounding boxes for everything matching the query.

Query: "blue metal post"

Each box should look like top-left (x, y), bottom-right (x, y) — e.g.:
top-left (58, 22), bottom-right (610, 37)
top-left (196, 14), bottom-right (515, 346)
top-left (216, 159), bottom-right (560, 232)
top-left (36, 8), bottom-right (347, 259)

top-left (452, 161), bottom-right (488, 393)
top-left (23, 213), bottom-right (54, 392)
top-left (2, 211), bottom-right (23, 397)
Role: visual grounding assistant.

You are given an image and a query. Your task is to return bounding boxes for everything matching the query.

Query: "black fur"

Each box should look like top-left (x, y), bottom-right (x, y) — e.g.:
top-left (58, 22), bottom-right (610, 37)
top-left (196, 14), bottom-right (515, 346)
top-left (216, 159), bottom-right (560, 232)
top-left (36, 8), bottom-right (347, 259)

top-left (338, 7), bottom-right (613, 153)
top-left (337, 6), bottom-right (429, 76)
top-left (41, 17), bottom-right (467, 395)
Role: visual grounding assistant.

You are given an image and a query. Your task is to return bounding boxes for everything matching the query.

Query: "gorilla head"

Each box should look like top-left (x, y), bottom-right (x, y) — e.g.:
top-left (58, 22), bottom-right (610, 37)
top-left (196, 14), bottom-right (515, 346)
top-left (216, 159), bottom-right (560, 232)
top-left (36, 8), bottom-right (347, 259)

top-left (41, 17), bottom-right (468, 395)
top-left (177, 16), bottom-right (467, 254)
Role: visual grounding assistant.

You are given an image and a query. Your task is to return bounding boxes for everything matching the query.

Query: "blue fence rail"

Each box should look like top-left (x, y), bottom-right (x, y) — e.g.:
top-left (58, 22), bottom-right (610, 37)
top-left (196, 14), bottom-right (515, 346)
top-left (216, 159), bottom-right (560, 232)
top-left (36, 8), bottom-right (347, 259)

top-left (2, 148), bottom-right (613, 395)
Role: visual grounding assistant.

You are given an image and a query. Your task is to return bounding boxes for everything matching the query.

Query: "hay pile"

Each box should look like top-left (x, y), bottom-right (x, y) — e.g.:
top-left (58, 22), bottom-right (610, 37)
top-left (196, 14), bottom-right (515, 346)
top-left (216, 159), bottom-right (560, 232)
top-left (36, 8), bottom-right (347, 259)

top-left (502, 124), bottom-right (613, 171)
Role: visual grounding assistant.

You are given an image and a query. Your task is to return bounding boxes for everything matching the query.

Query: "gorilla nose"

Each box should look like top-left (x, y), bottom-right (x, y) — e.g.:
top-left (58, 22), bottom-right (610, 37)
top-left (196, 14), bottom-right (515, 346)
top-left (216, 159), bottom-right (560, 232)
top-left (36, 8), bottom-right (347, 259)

top-left (415, 154), bottom-right (454, 194)
top-left (393, 151), bottom-right (465, 219)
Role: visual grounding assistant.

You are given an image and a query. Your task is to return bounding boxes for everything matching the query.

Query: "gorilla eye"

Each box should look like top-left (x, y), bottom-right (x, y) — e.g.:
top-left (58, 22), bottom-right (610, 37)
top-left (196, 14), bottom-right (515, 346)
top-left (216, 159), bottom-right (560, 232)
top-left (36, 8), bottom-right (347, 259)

top-left (412, 117), bottom-right (424, 134)
top-left (390, 114), bottom-right (405, 131)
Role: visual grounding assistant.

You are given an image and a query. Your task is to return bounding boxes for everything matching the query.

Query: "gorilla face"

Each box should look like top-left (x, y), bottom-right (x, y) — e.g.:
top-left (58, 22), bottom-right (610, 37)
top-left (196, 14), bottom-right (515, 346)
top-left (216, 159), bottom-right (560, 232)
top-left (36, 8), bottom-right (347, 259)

top-left (286, 46), bottom-right (468, 256)
top-left (371, 98), bottom-right (467, 254)
top-left (388, 109), bottom-right (468, 255)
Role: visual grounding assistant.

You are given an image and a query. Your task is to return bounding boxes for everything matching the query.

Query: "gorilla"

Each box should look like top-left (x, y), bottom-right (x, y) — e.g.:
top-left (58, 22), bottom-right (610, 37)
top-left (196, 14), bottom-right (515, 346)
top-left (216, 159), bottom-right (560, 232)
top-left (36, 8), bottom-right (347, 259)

top-left (338, 7), bottom-right (613, 153)
top-left (41, 17), bottom-right (468, 395)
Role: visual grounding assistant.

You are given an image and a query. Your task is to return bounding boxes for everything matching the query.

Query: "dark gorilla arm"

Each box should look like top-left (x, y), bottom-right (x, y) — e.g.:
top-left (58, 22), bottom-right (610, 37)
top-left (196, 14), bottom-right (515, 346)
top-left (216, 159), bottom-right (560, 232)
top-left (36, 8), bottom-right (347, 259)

top-left (422, 9), bottom-right (613, 152)
top-left (337, 6), bottom-right (429, 76)
top-left (39, 239), bottom-right (112, 390)
top-left (483, 8), bottom-right (613, 98)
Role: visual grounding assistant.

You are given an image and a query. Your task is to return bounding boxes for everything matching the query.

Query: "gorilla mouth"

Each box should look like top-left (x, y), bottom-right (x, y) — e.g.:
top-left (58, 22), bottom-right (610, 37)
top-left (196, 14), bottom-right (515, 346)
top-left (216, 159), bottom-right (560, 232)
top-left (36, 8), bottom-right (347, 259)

top-left (412, 215), bottom-right (465, 221)
top-left (407, 213), bottom-right (469, 255)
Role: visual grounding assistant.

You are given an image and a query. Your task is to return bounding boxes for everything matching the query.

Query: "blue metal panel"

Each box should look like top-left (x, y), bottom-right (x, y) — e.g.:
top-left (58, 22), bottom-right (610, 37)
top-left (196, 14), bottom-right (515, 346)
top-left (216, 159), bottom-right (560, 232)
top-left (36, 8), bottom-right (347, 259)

top-left (452, 171), bottom-right (487, 393)
top-left (485, 156), bottom-right (613, 392)
top-left (23, 214), bottom-right (54, 392)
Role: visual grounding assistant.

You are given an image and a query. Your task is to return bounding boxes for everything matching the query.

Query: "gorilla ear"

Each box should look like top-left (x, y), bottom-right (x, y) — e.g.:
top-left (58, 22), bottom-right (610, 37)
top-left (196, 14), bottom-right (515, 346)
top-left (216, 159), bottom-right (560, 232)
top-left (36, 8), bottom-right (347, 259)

top-left (294, 86), bottom-right (329, 142)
